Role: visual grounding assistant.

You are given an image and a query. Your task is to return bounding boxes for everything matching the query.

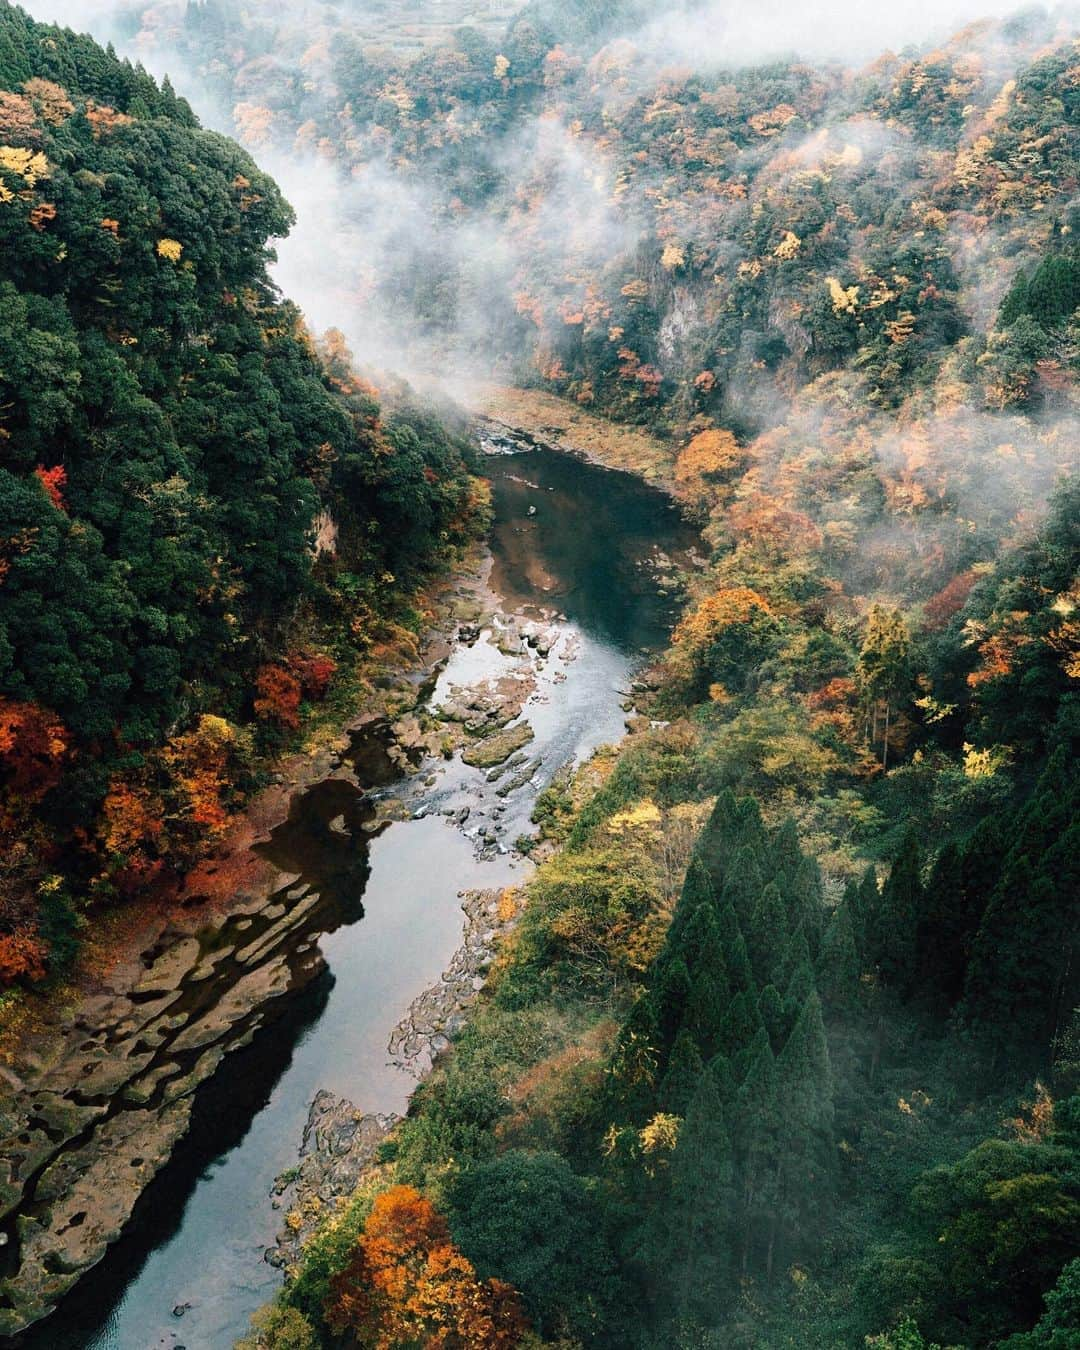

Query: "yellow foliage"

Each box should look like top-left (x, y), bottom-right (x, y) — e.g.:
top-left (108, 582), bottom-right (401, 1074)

top-left (156, 238), bottom-right (183, 262)
top-left (774, 230), bottom-right (802, 260)
top-left (962, 742), bottom-right (1009, 778)
top-left (493, 54), bottom-right (510, 81)
top-left (674, 586), bottom-right (773, 650)
top-left (639, 1112), bottom-right (681, 1156)
top-left (606, 800), bottom-right (662, 834)
top-left (661, 241), bottom-right (686, 271)
top-left (827, 276), bottom-right (859, 315)
top-left (0, 145), bottom-right (49, 188)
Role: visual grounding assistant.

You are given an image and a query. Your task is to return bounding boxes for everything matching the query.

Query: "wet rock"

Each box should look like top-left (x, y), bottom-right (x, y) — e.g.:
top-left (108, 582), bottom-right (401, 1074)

top-left (268, 1091), bottom-right (396, 1273)
top-left (461, 721), bottom-right (534, 769)
top-left (495, 758), bottom-right (541, 798)
top-left (386, 889), bottom-right (519, 1079)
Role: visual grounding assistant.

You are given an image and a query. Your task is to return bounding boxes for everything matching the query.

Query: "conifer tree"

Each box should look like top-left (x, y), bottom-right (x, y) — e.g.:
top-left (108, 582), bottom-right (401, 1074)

top-left (774, 992), bottom-right (834, 1275)
top-left (789, 855), bottom-right (825, 953)
top-left (655, 957), bottom-right (694, 1050)
top-left (610, 992), bottom-right (661, 1117)
top-left (717, 899), bottom-right (754, 994)
top-left (747, 882), bottom-right (788, 990)
top-left (735, 1028), bottom-right (780, 1274)
top-left (683, 972), bottom-right (730, 1058)
top-left (757, 983), bottom-right (786, 1050)
top-left (771, 816), bottom-right (804, 888)
top-left (679, 903), bottom-right (730, 995)
top-left (658, 1028), bottom-right (704, 1115)
top-left (872, 828), bottom-right (922, 995)
top-left (817, 904), bottom-right (860, 1011)
top-left (718, 989), bottom-right (763, 1061)
top-left (668, 1069), bottom-right (736, 1324)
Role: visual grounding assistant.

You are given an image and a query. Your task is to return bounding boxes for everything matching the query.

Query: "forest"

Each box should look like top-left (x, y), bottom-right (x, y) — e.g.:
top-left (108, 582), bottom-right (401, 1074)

top-left (1, 0), bottom-right (1078, 1347)
top-left (0, 0), bottom-right (487, 988)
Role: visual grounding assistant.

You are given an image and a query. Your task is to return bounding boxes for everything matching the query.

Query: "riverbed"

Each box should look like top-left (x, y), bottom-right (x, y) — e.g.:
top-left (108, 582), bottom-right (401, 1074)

top-left (13, 440), bottom-right (696, 1349)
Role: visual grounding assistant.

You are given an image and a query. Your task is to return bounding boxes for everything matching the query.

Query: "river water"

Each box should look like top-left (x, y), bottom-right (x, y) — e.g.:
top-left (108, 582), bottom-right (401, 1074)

top-left (25, 444), bottom-right (695, 1349)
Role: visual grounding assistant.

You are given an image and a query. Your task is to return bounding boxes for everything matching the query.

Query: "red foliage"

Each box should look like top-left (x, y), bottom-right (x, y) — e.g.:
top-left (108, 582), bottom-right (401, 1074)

top-left (34, 464), bottom-right (66, 512)
top-left (922, 569), bottom-right (979, 632)
top-left (254, 665), bottom-right (302, 729)
top-left (0, 698), bottom-right (68, 799)
top-left (290, 652), bottom-right (337, 701)
top-left (0, 927), bottom-right (48, 984)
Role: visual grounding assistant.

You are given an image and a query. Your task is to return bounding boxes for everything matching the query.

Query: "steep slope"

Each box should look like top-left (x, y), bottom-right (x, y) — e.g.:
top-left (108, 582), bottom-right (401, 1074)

top-left (0, 0), bottom-right (485, 984)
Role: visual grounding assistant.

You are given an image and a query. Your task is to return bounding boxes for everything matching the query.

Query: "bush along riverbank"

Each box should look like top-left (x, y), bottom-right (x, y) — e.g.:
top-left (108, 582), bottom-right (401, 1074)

top-left (247, 453), bottom-right (1079, 1348)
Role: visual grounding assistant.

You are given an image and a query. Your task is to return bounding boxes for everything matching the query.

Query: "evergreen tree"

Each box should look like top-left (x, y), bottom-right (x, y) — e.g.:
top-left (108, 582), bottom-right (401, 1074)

top-left (872, 828), bottom-right (923, 995)
top-left (783, 954), bottom-right (817, 1039)
top-left (679, 903), bottom-right (730, 995)
top-left (610, 992), bottom-right (661, 1117)
top-left (668, 1069), bottom-right (736, 1325)
top-left (771, 816), bottom-right (804, 889)
top-left (683, 972), bottom-right (730, 1059)
top-left (655, 957), bottom-right (694, 1050)
top-left (735, 1028), bottom-right (780, 1274)
top-left (774, 992), bottom-right (834, 1276)
top-left (789, 855), bottom-right (826, 954)
top-left (817, 904), bottom-right (860, 1011)
top-left (658, 1028), bottom-right (704, 1115)
top-left (718, 989), bottom-right (763, 1061)
top-left (746, 882), bottom-right (788, 990)
top-left (757, 983), bottom-right (786, 1050)
top-left (716, 899), bottom-right (754, 994)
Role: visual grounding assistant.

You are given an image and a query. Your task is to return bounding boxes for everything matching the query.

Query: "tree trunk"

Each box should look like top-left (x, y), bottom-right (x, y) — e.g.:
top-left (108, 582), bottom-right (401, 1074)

top-left (882, 701), bottom-right (891, 771)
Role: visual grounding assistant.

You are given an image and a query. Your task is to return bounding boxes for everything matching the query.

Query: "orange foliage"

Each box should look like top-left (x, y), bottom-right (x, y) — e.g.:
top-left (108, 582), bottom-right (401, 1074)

top-left (161, 715), bottom-right (238, 839)
top-left (254, 665), bottom-right (302, 729)
top-left (967, 614), bottom-right (1031, 688)
top-left (0, 90), bottom-right (37, 140)
top-left (99, 780), bottom-right (164, 859)
top-left (21, 79), bottom-right (73, 126)
top-left (727, 493), bottom-right (822, 551)
top-left (27, 200), bottom-right (55, 231)
top-left (84, 101), bottom-right (132, 138)
top-left (675, 428), bottom-right (744, 509)
top-left (34, 464), bottom-right (66, 511)
top-left (922, 569), bottom-right (979, 632)
top-left (0, 927), bottom-right (47, 984)
top-left (326, 1186), bottom-right (528, 1349)
top-left (0, 698), bottom-right (68, 800)
top-left (674, 586), bottom-right (773, 649)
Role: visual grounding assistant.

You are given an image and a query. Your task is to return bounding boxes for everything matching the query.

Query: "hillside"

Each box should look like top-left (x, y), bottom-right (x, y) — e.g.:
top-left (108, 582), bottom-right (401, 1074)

top-left (0, 0), bottom-right (485, 988)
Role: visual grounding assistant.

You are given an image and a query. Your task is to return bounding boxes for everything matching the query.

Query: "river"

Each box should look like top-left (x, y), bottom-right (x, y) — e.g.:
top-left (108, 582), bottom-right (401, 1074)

top-left (20, 441), bottom-right (696, 1349)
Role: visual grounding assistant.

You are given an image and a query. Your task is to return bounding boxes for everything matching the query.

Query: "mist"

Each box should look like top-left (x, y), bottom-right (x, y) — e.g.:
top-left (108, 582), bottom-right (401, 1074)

top-left (16, 0), bottom-right (1080, 511)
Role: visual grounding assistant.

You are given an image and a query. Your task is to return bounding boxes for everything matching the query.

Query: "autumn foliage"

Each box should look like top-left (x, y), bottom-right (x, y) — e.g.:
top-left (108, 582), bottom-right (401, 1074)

top-left (0, 926), bottom-right (47, 983)
top-left (674, 429), bottom-right (744, 511)
top-left (0, 697), bottom-right (68, 803)
top-left (254, 664), bottom-right (302, 730)
top-left (326, 1186), bottom-right (528, 1348)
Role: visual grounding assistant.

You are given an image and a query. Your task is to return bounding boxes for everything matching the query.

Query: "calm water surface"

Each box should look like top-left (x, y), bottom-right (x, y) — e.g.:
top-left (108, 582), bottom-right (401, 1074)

top-left (27, 446), bottom-right (694, 1349)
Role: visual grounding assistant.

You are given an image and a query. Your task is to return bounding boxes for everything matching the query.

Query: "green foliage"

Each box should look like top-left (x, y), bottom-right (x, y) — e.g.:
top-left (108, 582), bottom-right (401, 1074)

top-left (0, 6), bottom-right (483, 953)
top-left (910, 1139), bottom-right (1080, 1342)
top-left (448, 1150), bottom-right (624, 1343)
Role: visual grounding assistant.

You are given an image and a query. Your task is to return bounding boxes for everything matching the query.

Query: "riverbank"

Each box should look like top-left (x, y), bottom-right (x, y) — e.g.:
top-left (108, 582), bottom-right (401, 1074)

top-left (4, 430), bottom-right (698, 1346)
top-left (471, 385), bottom-right (678, 491)
top-left (0, 551), bottom-right (496, 1339)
